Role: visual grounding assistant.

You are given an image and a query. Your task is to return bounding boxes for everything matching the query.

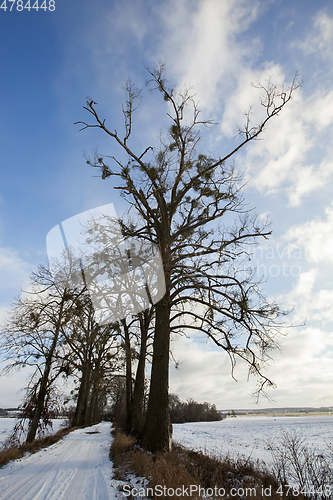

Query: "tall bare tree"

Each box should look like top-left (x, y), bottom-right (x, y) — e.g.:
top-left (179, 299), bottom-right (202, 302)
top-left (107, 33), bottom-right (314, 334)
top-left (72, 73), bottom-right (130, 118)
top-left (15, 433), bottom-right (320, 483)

top-left (76, 64), bottom-right (299, 452)
top-left (59, 291), bottom-right (120, 427)
top-left (130, 308), bottom-right (153, 436)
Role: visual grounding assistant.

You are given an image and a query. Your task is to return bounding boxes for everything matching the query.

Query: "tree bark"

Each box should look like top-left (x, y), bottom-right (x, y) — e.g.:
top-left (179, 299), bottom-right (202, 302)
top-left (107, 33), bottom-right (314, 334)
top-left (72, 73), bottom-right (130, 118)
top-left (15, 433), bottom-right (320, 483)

top-left (131, 311), bottom-right (149, 436)
top-left (87, 380), bottom-right (98, 424)
top-left (122, 319), bottom-right (133, 433)
top-left (142, 297), bottom-right (171, 452)
top-left (26, 348), bottom-right (54, 443)
top-left (86, 365), bottom-right (104, 425)
top-left (72, 361), bottom-right (91, 427)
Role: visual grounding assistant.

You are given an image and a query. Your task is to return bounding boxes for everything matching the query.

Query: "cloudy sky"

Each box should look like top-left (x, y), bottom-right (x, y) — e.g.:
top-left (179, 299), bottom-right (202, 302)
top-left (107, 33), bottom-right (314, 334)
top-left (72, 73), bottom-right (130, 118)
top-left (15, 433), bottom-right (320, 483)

top-left (1, 0), bottom-right (333, 410)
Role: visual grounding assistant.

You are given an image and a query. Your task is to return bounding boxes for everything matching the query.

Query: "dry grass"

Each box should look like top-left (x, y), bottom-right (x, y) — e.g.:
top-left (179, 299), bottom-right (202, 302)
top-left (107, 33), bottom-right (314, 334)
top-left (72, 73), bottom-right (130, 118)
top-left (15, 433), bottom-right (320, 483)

top-left (111, 430), bottom-right (309, 499)
top-left (111, 429), bottom-right (199, 499)
top-left (178, 446), bottom-right (283, 499)
top-left (0, 446), bottom-right (22, 467)
top-left (0, 427), bottom-right (71, 469)
top-left (110, 427), bottom-right (137, 471)
top-left (140, 448), bottom-right (201, 500)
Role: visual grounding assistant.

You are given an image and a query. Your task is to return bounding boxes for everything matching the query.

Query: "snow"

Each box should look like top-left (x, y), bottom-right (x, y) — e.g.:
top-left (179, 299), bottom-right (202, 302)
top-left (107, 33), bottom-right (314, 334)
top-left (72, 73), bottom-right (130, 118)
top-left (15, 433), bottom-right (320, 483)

top-left (0, 419), bottom-right (18, 445)
top-left (0, 421), bottom-right (115, 500)
top-left (173, 415), bottom-right (333, 466)
top-left (0, 418), bottom-right (67, 445)
top-left (0, 415), bottom-right (332, 499)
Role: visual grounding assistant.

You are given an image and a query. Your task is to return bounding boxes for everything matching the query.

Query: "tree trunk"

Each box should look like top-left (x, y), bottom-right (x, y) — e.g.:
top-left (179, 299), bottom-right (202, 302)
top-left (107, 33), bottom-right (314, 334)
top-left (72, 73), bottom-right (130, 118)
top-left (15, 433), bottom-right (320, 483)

top-left (131, 311), bottom-right (149, 436)
top-left (72, 361), bottom-right (91, 427)
top-left (26, 350), bottom-right (54, 443)
top-left (86, 386), bottom-right (97, 425)
top-left (142, 297), bottom-right (171, 452)
top-left (122, 319), bottom-right (132, 433)
top-left (86, 369), bottom-right (103, 425)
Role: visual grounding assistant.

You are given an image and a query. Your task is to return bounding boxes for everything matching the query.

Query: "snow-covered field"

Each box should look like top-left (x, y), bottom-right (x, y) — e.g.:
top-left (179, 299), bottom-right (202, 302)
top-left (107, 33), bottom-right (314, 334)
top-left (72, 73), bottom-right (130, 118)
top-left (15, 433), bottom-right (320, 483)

top-left (0, 421), bottom-right (114, 500)
top-left (0, 415), bottom-right (332, 499)
top-left (173, 415), bottom-right (333, 466)
top-left (0, 418), bottom-right (67, 445)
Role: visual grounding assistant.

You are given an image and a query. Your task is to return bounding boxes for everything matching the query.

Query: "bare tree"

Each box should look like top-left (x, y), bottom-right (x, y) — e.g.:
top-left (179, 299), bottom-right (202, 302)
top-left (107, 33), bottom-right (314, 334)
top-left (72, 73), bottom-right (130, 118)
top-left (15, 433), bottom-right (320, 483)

top-left (73, 210), bottom-right (156, 434)
top-left (130, 308), bottom-right (154, 436)
top-left (76, 63), bottom-right (300, 452)
top-left (65, 294), bottom-right (121, 428)
top-left (0, 264), bottom-right (86, 443)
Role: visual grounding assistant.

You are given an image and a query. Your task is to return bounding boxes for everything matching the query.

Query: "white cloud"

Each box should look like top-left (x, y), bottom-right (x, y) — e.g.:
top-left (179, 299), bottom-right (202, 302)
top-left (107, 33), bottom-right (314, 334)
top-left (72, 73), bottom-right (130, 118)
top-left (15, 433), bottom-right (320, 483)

top-left (170, 334), bottom-right (263, 408)
top-left (0, 247), bottom-right (31, 296)
top-left (150, 2), bottom-right (333, 207)
top-left (305, 90), bottom-right (333, 131)
top-left (153, 0), bottom-right (261, 113)
top-left (0, 247), bottom-right (29, 274)
top-left (0, 362), bottom-right (32, 408)
top-left (168, 260), bottom-right (333, 409)
top-left (0, 305), bottom-right (11, 327)
top-left (287, 162), bottom-right (333, 207)
top-left (301, 11), bottom-right (333, 61)
top-left (271, 264), bottom-right (333, 326)
top-left (283, 204), bottom-right (333, 263)
top-left (170, 326), bottom-right (333, 409)
top-left (289, 269), bottom-right (317, 297)
top-left (220, 64), bottom-right (286, 137)
top-left (151, 4), bottom-right (333, 208)
top-left (236, 86), bottom-right (333, 206)
top-left (64, 1), bottom-right (333, 209)
top-left (280, 326), bottom-right (329, 360)
top-left (0, 247), bottom-right (32, 329)
top-left (269, 323), bottom-right (333, 406)
top-left (148, 0), bottom-right (333, 207)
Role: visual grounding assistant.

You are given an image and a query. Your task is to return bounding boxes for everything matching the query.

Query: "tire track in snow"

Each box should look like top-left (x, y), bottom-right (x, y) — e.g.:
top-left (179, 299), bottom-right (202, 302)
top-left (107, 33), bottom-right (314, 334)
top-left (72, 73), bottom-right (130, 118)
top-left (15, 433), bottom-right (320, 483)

top-left (0, 421), bottom-right (115, 500)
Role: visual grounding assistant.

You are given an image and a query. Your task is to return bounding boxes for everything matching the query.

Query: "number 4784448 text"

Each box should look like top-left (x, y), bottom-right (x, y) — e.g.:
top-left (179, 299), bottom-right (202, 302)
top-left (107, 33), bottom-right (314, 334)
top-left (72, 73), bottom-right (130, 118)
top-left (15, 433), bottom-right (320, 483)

top-left (1, 1), bottom-right (55, 11)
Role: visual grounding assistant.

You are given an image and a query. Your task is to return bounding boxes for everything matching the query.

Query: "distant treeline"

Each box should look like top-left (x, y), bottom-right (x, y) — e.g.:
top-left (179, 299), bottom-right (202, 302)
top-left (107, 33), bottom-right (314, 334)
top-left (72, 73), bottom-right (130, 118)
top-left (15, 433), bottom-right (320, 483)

top-left (169, 394), bottom-right (223, 423)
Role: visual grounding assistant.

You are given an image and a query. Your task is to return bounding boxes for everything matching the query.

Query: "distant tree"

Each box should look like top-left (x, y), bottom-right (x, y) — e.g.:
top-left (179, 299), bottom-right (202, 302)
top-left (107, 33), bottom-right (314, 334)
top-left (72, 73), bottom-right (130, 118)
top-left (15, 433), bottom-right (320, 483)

top-left (76, 63), bottom-right (299, 452)
top-left (169, 394), bottom-right (222, 423)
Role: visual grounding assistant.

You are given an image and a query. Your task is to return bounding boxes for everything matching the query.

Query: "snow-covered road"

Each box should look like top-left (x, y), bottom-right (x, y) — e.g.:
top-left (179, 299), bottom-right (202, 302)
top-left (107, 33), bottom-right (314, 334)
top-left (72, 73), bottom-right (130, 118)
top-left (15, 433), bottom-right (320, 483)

top-left (0, 421), bottom-right (115, 500)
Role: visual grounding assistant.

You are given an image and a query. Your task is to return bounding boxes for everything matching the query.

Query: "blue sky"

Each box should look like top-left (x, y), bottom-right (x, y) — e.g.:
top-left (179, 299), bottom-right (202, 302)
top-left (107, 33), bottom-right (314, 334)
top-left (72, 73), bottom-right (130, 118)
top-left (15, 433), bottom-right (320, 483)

top-left (1, 0), bottom-right (333, 409)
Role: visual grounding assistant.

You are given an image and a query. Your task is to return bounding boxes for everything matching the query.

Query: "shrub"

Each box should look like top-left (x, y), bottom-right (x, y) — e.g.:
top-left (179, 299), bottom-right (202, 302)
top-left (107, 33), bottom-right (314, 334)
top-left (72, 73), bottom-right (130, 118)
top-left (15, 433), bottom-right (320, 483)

top-left (269, 430), bottom-right (333, 500)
